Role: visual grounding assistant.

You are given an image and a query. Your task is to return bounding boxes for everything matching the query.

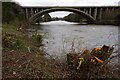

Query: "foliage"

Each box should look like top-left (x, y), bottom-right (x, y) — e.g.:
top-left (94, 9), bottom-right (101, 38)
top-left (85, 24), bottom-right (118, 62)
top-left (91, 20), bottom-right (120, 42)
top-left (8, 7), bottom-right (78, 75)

top-left (32, 34), bottom-right (43, 44)
top-left (100, 8), bottom-right (120, 25)
top-left (114, 8), bottom-right (120, 25)
top-left (37, 13), bottom-right (52, 22)
top-left (37, 17), bottom-right (43, 23)
top-left (63, 13), bottom-right (86, 22)
top-left (2, 33), bottom-right (27, 50)
top-left (2, 2), bottom-right (14, 23)
top-left (101, 10), bottom-right (115, 20)
top-left (44, 13), bottom-right (52, 22)
top-left (115, 14), bottom-right (120, 25)
top-left (52, 17), bottom-right (59, 21)
top-left (2, 2), bottom-right (26, 24)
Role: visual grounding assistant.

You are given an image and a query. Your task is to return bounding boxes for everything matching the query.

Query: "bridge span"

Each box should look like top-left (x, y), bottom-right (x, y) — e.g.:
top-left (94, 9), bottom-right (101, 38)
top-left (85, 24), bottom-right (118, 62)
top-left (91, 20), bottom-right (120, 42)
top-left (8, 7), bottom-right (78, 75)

top-left (22, 6), bottom-right (120, 23)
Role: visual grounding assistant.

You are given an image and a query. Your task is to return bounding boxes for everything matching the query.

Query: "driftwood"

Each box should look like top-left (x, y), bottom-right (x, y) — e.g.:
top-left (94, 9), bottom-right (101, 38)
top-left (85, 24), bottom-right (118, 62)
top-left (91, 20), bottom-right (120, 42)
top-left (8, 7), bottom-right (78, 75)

top-left (67, 45), bottom-right (115, 71)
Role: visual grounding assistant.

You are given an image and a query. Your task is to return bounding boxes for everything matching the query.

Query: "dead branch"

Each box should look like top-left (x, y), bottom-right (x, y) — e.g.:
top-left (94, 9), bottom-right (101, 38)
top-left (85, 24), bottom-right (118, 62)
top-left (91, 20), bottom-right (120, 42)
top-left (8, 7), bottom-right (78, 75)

top-left (101, 54), bottom-right (120, 69)
top-left (18, 59), bottom-right (33, 68)
top-left (16, 54), bottom-right (27, 63)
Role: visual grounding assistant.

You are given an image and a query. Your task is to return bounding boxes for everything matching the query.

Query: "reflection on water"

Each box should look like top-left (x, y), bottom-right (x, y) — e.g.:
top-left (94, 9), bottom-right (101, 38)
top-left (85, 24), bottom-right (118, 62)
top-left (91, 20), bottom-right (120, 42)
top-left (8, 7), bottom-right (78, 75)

top-left (28, 21), bottom-right (118, 61)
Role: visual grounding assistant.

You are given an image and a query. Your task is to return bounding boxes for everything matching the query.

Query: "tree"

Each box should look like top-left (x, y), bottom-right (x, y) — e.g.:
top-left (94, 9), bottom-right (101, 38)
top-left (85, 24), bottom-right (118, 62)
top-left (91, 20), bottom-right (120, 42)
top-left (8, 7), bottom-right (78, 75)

top-left (2, 2), bottom-right (25, 24)
top-left (100, 8), bottom-right (120, 25)
top-left (43, 13), bottom-right (52, 22)
top-left (63, 13), bottom-right (86, 22)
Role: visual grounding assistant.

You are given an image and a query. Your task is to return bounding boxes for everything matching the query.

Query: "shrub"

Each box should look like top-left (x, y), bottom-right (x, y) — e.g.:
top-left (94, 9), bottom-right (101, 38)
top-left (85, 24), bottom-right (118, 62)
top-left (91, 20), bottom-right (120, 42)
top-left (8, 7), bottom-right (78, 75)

top-left (32, 34), bottom-right (43, 44)
top-left (2, 33), bottom-right (26, 50)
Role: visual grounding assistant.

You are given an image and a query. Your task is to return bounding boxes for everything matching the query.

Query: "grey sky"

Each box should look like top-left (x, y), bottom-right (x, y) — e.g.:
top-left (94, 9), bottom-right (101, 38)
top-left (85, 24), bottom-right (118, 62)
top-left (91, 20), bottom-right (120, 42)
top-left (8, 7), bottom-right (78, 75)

top-left (13, 0), bottom-right (119, 6)
top-left (12, 0), bottom-right (120, 17)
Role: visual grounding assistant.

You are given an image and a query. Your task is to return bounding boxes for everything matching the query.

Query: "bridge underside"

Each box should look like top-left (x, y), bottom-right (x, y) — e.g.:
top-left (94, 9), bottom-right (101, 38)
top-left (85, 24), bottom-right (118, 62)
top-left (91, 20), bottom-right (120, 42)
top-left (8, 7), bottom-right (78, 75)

top-left (23, 6), bottom-right (120, 23)
top-left (30, 8), bottom-right (96, 23)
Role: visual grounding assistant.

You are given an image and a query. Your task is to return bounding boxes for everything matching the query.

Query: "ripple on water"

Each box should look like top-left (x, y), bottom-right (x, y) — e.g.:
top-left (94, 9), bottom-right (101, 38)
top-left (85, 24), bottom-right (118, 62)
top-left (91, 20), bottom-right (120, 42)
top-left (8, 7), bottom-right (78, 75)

top-left (29, 21), bottom-right (118, 63)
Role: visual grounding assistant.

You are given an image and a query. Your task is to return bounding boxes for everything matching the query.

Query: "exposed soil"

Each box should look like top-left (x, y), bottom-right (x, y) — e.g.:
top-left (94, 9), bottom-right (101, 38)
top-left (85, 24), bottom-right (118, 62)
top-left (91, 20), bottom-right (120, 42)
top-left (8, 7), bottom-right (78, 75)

top-left (3, 49), bottom-right (119, 79)
top-left (2, 49), bottom-right (68, 79)
top-left (2, 24), bottom-right (119, 79)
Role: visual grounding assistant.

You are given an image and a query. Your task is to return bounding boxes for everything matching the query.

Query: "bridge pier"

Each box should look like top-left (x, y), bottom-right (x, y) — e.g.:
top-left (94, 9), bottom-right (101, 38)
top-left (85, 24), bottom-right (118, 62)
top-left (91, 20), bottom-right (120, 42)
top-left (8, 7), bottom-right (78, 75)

top-left (31, 8), bottom-right (34, 17)
top-left (105, 8), bottom-right (109, 13)
top-left (89, 8), bottom-right (91, 15)
top-left (84, 8), bottom-right (86, 13)
top-left (25, 8), bottom-right (29, 19)
top-left (98, 8), bottom-right (103, 20)
top-left (112, 8), bottom-right (114, 11)
top-left (37, 8), bottom-right (39, 13)
top-left (86, 8), bottom-right (89, 14)
top-left (94, 8), bottom-right (97, 20)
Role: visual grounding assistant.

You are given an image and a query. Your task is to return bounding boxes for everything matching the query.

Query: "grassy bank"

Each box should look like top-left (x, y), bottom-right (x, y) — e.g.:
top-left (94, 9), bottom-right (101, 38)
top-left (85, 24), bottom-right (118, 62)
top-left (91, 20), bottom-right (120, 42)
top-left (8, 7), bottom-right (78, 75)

top-left (2, 23), bottom-right (67, 79)
top-left (2, 23), bottom-right (120, 79)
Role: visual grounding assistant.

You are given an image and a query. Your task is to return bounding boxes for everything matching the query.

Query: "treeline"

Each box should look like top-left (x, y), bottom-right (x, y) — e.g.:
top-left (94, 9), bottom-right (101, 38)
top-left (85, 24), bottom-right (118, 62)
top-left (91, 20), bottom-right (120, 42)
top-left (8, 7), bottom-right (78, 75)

top-left (63, 9), bottom-right (120, 25)
top-left (37, 13), bottom-right (52, 23)
top-left (37, 13), bottom-right (59, 23)
top-left (99, 8), bottom-right (120, 25)
top-left (2, 2), bottom-right (26, 26)
top-left (63, 13), bottom-right (87, 23)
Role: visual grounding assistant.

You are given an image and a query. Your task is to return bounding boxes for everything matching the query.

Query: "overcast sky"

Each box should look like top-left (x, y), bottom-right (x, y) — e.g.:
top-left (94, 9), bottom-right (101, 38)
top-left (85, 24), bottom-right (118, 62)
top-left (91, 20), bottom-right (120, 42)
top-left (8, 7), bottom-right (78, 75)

top-left (13, 0), bottom-right (120, 17)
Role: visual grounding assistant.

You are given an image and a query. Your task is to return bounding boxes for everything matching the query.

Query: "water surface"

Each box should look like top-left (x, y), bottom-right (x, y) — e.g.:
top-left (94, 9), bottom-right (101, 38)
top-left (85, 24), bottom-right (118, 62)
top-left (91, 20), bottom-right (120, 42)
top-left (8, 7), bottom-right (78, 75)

top-left (28, 21), bottom-right (118, 61)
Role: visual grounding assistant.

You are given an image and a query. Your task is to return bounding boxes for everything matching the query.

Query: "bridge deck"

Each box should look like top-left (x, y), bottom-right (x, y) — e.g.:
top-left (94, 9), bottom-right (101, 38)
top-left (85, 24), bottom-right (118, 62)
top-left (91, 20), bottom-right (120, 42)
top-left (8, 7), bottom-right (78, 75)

top-left (22, 6), bottom-right (120, 8)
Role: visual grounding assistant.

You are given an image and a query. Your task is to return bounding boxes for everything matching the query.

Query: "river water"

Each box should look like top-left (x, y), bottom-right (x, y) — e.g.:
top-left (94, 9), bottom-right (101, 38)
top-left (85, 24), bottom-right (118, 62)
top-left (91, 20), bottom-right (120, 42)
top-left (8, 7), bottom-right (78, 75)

top-left (28, 21), bottom-right (118, 62)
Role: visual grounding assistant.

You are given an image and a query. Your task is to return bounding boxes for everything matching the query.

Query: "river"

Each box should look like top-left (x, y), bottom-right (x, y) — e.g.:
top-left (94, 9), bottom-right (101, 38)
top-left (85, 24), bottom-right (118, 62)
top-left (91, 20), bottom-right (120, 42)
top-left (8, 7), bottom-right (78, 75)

top-left (28, 21), bottom-right (118, 62)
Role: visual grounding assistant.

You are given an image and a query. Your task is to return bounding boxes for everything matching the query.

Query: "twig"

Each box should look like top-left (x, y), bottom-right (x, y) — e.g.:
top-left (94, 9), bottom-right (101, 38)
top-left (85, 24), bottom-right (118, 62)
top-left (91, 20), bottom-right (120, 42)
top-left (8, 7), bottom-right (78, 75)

top-left (33, 47), bottom-right (53, 59)
top-left (100, 54), bottom-right (120, 69)
top-left (18, 59), bottom-right (33, 68)
top-left (71, 37), bottom-right (75, 53)
top-left (16, 54), bottom-right (27, 63)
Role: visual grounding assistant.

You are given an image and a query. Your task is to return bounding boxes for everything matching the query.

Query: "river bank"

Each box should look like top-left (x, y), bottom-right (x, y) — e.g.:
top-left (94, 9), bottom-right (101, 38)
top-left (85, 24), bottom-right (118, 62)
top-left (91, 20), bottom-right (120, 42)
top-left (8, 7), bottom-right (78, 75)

top-left (96, 20), bottom-right (120, 26)
top-left (2, 2), bottom-right (119, 79)
top-left (2, 23), bottom-right (67, 79)
top-left (2, 22), bottom-right (120, 79)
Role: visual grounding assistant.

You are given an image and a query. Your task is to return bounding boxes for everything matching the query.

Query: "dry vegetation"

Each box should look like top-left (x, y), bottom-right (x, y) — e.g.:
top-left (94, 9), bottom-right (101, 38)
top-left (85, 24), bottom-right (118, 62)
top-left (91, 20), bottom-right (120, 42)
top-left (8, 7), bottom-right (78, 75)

top-left (2, 24), bottom-right (120, 79)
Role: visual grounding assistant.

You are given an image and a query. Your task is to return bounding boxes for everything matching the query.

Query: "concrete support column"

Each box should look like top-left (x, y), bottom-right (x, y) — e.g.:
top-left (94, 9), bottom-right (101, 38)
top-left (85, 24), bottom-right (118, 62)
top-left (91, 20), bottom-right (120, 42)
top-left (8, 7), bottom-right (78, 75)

top-left (25, 8), bottom-right (29, 19)
top-left (105, 8), bottom-right (109, 13)
top-left (86, 10), bottom-right (88, 14)
top-left (112, 8), bottom-right (114, 11)
top-left (37, 8), bottom-right (39, 13)
top-left (31, 8), bottom-right (34, 17)
top-left (98, 8), bottom-right (102, 20)
top-left (89, 8), bottom-right (91, 15)
top-left (33, 9), bottom-right (35, 14)
top-left (84, 8), bottom-right (86, 13)
top-left (94, 8), bottom-right (97, 20)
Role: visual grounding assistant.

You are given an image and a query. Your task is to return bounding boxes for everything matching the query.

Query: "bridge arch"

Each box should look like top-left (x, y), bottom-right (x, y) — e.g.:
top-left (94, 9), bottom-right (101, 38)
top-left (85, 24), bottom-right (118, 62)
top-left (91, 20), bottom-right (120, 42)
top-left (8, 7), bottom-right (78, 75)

top-left (29, 8), bottom-right (96, 23)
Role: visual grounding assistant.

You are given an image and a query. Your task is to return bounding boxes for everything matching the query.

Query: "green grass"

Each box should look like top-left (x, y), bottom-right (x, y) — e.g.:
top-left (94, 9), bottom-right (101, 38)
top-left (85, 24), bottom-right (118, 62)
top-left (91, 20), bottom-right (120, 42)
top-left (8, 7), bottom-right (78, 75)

top-left (2, 24), bottom-right (27, 51)
top-left (2, 24), bottom-right (25, 36)
top-left (32, 34), bottom-right (43, 44)
top-left (2, 33), bottom-right (27, 51)
top-left (2, 24), bottom-right (16, 30)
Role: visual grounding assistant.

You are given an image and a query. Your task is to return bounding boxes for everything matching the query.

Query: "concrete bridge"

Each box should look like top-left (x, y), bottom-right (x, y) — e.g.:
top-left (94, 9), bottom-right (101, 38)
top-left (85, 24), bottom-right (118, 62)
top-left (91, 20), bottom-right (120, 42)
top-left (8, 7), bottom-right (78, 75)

top-left (22, 6), bottom-right (120, 23)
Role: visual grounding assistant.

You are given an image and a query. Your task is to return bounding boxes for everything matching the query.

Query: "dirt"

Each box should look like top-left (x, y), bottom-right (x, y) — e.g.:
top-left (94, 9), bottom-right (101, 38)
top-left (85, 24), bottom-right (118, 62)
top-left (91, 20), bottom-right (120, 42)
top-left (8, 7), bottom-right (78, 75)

top-left (2, 49), bottom-right (68, 79)
top-left (2, 24), bottom-right (119, 79)
top-left (3, 49), bottom-right (119, 79)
